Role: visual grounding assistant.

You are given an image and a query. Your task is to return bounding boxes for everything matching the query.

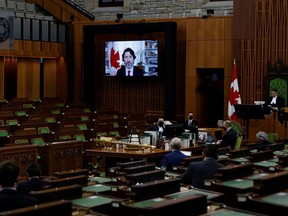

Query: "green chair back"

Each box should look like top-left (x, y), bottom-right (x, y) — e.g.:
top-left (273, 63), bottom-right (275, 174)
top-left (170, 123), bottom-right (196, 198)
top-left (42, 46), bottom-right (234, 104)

top-left (0, 130), bottom-right (8, 137)
top-left (59, 135), bottom-right (72, 140)
top-left (74, 134), bottom-right (86, 141)
top-left (15, 111), bottom-right (26, 116)
top-left (77, 124), bottom-right (88, 131)
top-left (270, 77), bottom-right (287, 106)
top-left (6, 119), bottom-right (18, 126)
top-left (31, 138), bottom-right (45, 146)
top-left (45, 117), bottom-right (56, 123)
top-left (267, 133), bottom-right (278, 143)
top-left (38, 127), bottom-right (51, 134)
top-left (15, 139), bottom-right (29, 144)
top-left (234, 135), bottom-right (243, 150)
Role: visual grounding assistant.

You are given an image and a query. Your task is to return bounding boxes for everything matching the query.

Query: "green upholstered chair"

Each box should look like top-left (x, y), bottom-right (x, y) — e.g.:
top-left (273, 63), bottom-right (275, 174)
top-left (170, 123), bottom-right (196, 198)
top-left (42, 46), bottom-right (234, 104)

top-left (74, 134), bottom-right (86, 141)
top-left (31, 138), bottom-right (45, 146)
top-left (38, 127), bottom-right (51, 134)
top-left (267, 132), bottom-right (278, 143)
top-left (234, 135), bottom-right (243, 150)
top-left (270, 78), bottom-right (287, 106)
top-left (77, 124), bottom-right (88, 131)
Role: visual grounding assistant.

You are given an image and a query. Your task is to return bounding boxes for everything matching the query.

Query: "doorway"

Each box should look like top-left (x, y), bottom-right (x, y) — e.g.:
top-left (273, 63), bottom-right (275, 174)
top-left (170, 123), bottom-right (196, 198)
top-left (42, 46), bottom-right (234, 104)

top-left (197, 68), bottom-right (224, 127)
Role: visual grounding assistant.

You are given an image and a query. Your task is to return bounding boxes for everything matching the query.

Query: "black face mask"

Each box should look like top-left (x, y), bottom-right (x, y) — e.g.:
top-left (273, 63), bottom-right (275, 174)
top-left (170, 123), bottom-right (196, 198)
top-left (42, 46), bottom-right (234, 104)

top-left (158, 121), bottom-right (164, 127)
top-left (189, 116), bottom-right (193, 120)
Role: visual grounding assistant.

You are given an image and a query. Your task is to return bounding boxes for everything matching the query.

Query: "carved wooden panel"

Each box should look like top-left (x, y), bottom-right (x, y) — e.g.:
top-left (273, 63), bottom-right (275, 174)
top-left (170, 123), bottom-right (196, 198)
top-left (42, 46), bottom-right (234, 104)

top-left (0, 145), bottom-right (37, 178)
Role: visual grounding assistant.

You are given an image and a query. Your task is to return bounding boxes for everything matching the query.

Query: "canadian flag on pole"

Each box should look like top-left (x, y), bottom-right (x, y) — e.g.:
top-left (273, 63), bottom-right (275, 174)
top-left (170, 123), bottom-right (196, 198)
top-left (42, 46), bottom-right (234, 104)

top-left (228, 59), bottom-right (241, 121)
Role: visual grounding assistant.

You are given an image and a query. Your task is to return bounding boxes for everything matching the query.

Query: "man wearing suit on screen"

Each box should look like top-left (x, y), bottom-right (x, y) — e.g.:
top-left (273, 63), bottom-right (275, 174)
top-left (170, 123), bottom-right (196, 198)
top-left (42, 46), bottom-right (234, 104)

top-left (116, 47), bottom-right (144, 76)
top-left (0, 160), bottom-right (38, 212)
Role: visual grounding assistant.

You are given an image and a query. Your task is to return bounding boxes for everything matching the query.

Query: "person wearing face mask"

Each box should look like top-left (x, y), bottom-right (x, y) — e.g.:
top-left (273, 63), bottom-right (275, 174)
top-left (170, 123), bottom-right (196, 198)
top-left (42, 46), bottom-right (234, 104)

top-left (147, 118), bottom-right (166, 137)
top-left (183, 112), bottom-right (199, 130)
top-left (183, 112), bottom-right (199, 140)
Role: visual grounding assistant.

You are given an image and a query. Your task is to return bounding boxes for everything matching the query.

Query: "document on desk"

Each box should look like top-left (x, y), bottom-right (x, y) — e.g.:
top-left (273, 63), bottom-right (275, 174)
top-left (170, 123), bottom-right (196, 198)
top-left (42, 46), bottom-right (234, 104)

top-left (181, 151), bottom-right (191, 157)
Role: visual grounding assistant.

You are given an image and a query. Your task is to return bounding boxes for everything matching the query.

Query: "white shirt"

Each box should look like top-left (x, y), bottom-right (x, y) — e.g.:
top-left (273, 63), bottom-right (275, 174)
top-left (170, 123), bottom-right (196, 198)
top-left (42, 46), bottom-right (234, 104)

top-left (271, 96), bottom-right (277, 104)
top-left (125, 67), bottom-right (134, 76)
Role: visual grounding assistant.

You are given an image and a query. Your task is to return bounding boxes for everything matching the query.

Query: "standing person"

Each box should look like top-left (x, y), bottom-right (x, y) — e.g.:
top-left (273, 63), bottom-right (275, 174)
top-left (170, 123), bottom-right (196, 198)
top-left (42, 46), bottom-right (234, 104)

top-left (116, 48), bottom-right (144, 76)
top-left (183, 112), bottom-right (199, 140)
top-left (17, 163), bottom-right (49, 194)
top-left (183, 112), bottom-right (198, 130)
top-left (161, 137), bottom-right (188, 170)
top-left (0, 160), bottom-right (38, 212)
top-left (180, 145), bottom-right (224, 188)
top-left (216, 120), bottom-right (237, 149)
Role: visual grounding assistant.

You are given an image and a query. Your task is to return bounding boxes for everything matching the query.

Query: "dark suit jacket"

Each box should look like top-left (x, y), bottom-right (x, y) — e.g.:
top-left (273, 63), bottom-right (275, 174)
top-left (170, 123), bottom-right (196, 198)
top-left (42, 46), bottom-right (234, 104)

top-left (161, 149), bottom-right (188, 170)
top-left (0, 189), bottom-right (38, 212)
top-left (183, 119), bottom-right (198, 130)
top-left (146, 124), bottom-right (166, 136)
top-left (116, 66), bottom-right (144, 76)
top-left (218, 128), bottom-right (238, 149)
top-left (17, 178), bottom-right (49, 194)
top-left (180, 157), bottom-right (224, 189)
top-left (264, 96), bottom-right (285, 113)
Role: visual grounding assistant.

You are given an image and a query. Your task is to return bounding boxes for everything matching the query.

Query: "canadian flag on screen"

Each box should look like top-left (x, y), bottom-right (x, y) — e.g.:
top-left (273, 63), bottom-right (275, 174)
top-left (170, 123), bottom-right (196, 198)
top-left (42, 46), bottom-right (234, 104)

top-left (110, 47), bottom-right (120, 69)
top-left (228, 60), bottom-right (241, 121)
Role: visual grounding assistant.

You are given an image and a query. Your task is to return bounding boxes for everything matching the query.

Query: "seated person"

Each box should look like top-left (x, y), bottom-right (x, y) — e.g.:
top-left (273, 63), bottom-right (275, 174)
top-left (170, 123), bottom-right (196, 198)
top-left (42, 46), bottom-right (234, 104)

top-left (264, 88), bottom-right (285, 115)
top-left (216, 119), bottom-right (225, 140)
top-left (17, 163), bottom-right (49, 194)
top-left (0, 160), bottom-right (38, 212)
top-left (180, 145), bottom-right (224, 189)
top-left (256, 131), bottom-right (272, 151)
top-left (147, 118), bottom-right (166, 137)
top-left (161, 137), bottom-right (188, 170)
top-left (216, 120), bottom-right (237, 149)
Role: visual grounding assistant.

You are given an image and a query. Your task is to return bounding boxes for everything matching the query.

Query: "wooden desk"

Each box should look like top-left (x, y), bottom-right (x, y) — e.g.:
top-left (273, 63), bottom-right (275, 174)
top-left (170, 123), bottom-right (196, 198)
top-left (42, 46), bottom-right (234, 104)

top-left (198, 128), bottom-right (223, 141)
top-left (0, 145), bottom-right (37, 178)
top-left (85, 148), bottom-right (168, 174)
top-left (38, 140), bottom-right (84, 176)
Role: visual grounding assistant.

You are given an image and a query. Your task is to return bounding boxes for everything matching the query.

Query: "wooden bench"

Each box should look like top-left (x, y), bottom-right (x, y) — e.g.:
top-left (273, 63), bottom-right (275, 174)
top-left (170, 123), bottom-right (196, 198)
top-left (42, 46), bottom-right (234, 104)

top-left (125, 169), bottom-right (165, 185)
top-left (0, 200), bottom-right (72, 216)
top-left (44, 175), bottom-right (88, 187)
top-left (129, 178), bottom-right (181, 201)
top-left (29, 184), bottom-right (82, 204)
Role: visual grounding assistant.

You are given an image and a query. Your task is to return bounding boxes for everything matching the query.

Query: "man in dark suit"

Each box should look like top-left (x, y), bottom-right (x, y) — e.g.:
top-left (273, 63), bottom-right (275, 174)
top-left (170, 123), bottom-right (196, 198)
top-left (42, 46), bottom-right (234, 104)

top-left (183, 112), bottom-right (199, 140)
top-left (216, 120), bottom-right (238, 149)
top-left (180, 145), bottom-right (224, 188)
top-left (147, 118), bottom-right (166, 137)
top-left (161, 137), bottom-right (188, 170)
top-left (17, 163), bottom-right (49, 194)
top-left (116, 47), bottom-right (144, 76)
top-left (0, 160), bottom-right (38, 212)
top-left (264, 88), bottom-right (286, 121)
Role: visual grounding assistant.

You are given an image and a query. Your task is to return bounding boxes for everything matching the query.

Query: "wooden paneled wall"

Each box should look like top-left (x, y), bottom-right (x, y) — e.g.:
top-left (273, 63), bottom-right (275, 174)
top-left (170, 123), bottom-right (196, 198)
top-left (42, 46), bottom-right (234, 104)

top-left (236, 0), bottom-right (288, 104)
top-left (0, 40), bottom-right (67, 100)
top-left (185, 17), bottom-right (233, 125)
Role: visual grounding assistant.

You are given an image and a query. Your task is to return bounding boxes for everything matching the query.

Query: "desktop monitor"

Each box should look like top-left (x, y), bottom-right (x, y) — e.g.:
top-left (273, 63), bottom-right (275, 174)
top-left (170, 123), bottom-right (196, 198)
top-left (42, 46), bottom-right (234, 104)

top-left (165, 124), bottom-right (184, 138)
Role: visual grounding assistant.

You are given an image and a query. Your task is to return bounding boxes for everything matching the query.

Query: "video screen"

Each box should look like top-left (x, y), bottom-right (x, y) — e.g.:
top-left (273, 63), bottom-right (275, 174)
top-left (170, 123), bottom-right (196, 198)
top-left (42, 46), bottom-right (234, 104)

top-left (105, 40), bottom-right (158, 77)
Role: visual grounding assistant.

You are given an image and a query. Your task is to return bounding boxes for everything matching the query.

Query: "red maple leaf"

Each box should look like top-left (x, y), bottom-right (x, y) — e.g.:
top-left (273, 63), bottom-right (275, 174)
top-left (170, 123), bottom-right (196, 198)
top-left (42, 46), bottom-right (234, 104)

top-left (229, 88), bottom-right (240, 105)
top-left (110, 47), bottom-right (120, 69)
